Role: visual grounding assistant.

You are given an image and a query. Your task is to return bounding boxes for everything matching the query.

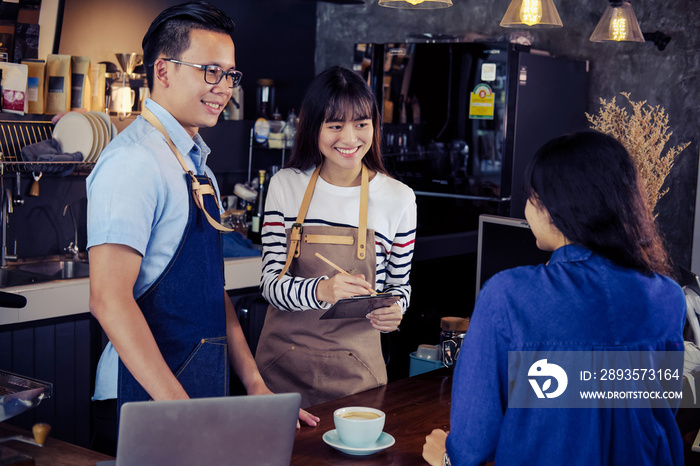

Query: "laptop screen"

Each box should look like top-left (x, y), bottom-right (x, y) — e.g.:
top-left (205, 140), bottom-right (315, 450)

top-left (475, 214), bottom-right (551, 301)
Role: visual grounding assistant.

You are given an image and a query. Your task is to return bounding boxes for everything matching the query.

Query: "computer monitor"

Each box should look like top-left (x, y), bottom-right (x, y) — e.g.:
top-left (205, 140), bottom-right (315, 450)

top-left (475, 214), bottom-right (552, 301)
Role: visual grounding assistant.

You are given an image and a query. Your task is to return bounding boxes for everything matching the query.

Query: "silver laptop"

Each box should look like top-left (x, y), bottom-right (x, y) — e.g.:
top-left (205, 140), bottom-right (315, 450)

top-left (97, 393), bottom-right (301, 466)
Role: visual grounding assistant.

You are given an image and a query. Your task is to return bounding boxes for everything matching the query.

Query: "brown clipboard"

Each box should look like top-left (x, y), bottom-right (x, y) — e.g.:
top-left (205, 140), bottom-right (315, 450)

top-left (319, 294), bottom-right (400, 320)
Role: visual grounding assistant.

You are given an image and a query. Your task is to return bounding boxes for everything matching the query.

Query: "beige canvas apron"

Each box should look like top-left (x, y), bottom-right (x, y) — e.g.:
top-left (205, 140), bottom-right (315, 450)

top-left (255, 164), bottom-right (386, 408)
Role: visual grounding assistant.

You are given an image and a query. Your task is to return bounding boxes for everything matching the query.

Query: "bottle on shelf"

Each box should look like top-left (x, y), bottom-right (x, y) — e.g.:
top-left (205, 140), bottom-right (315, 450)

top-left (382, 76), bottom-right (393, 124)
top-left (256, 79), bottom-right (274, 120)
top-left (254, 79), bottom-right (275, 146)
top-left (284, 109), bottom-right (298, 148)
top-left (268, 107), bottom-right (285, 149)
top-left (249, 169), bottom-right (266, 243)
top-left (245, 203), bottom-right (253, 226)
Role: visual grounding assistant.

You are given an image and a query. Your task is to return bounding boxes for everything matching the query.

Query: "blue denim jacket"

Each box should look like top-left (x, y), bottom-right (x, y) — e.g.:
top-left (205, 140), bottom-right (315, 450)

top-left (447, 245), bottom-right (686, 466)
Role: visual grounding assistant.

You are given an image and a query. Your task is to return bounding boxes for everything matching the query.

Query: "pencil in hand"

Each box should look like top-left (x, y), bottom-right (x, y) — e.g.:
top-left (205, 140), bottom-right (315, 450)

top-left (314, 252), bottom-right (377, 294)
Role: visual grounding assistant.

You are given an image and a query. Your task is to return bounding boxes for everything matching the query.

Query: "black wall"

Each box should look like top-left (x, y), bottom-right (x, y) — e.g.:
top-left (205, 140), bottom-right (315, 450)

top-left (220, 0), bottom-right (317, 120)
top-left (315, 0), bottom-right (700, 273)
top-left (1, 175), bottom-right (88, 259)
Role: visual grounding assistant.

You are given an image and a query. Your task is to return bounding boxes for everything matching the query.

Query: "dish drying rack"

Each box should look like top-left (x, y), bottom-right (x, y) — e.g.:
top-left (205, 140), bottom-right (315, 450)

top-left (0, 120), bottom-right (95, 175)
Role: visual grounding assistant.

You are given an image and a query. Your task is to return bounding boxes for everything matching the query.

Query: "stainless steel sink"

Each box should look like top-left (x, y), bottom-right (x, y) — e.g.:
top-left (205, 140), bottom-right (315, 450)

top-left (0, 268), bottom-right (47, 287)
top-left (13, 260), bottom-right (90, 280)
top-left (0, 259), bottom-right (91, 287)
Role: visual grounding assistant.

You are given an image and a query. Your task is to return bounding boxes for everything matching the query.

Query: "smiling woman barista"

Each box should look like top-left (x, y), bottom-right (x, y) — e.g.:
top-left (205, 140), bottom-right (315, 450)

top-left (255, 66), bottom-right (417, 408)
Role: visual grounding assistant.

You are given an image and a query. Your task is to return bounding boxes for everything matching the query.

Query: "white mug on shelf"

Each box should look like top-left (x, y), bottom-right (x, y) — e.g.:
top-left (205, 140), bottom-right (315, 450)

top-left (110, 86), bottom-right (136, 119)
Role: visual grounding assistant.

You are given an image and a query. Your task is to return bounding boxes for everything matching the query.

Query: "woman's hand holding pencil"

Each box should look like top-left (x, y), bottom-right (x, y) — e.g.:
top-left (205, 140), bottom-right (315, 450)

top-left (314, 252), bottom-right (376, 303)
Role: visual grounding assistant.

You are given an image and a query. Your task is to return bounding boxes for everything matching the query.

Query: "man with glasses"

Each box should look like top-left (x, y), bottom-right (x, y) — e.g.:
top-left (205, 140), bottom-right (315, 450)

top-left (86, 2), bottom-right (318, 455)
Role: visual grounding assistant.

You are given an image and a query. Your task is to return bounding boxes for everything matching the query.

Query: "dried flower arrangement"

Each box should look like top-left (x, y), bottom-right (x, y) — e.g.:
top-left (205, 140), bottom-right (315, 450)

top-left (586, 92), bottom-right (689, 215)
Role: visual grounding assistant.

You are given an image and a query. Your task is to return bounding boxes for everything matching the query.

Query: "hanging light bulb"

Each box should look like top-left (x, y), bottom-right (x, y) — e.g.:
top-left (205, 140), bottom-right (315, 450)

top-left (500, 0), bottom-right (563, 28)
top-left (520, 0), bottom-right (542, 26)
top-left (610, 8), bottom-right (627, 40)
top-left (378, 0), bottom-right (452, 9)
top-left (589, 1), bottom-right (645, 42)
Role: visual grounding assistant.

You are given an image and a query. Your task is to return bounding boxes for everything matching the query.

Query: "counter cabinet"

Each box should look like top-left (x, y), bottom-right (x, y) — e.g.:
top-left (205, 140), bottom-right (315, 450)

top-left (0, 312), bottom-right (99, 448)
top-left (0, 256), bottom-right (263, 447)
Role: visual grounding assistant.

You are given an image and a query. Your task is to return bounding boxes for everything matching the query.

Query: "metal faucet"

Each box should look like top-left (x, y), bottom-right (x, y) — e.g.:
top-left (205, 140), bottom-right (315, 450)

top-left (63, 204), bottom-right (80, 259)
top-left (1, 188), bottom-right (17, 267)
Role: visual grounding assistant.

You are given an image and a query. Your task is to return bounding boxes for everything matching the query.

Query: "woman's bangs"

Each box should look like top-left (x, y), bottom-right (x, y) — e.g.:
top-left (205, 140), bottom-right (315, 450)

top-left (324, 95), bottom-right (372, 123)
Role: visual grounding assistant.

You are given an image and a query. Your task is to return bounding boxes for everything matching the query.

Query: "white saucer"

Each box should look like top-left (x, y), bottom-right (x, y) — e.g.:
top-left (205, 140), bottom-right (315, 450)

top-left (322, 430), bottom-right (395, 456)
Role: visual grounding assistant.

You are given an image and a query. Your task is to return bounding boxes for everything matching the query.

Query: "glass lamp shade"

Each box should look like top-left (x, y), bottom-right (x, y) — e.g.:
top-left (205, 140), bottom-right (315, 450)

top-left (589, 1), bottom-right (645, 42)
top-left (378, 0), bottom-right (453, 9)
top-left (499, 0), bottom-right (563, 28)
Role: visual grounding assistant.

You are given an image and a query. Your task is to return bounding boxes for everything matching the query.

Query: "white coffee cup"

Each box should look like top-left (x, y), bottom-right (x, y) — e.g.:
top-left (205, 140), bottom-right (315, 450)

top-left (110, 86), bottom-right (135, 117)
top-left (333, 406), bottom-right (385, 448)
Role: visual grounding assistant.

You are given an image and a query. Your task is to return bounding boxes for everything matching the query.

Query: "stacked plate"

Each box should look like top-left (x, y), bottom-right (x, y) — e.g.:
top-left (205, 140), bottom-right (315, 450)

top-left (53, 111), bottom-right (118, 163)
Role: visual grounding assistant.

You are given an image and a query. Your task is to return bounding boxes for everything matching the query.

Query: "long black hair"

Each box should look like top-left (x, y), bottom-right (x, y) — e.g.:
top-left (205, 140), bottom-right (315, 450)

top-left (286, 66), bottom-right (387, 175)
top-left (524, 130), bottom-right (672, 276)
top-left (142, 1), bottom-right (235, 90)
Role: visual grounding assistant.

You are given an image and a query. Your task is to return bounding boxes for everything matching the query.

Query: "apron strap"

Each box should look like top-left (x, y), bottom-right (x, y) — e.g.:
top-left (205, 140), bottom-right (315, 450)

top-left (276, 163), bottom-right (370, 279)
top-left (357, 165), bottom-right (368, 260)
top-left (277, 164), bottom-right (322, 279)
top-left (141, 107), bottom-right (234, 233)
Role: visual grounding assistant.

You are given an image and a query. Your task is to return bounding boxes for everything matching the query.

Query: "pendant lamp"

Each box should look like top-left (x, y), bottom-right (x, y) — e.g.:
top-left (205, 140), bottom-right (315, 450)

top-left (589, 1), bottom-right (644, 42)
top-left (499, 0), bottom-right (563, 28)
top-left (378, 0), bottom-right (453, 9)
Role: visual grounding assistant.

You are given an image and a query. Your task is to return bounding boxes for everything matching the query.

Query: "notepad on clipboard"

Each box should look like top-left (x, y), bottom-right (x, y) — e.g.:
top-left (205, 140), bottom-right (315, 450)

top-left (319, 294), bottom-right (400, 320)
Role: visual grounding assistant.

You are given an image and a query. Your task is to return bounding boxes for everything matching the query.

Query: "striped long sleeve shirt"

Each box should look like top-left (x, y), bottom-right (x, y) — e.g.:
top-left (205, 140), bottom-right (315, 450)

top-left (260, 167), bottom-right (417, 313)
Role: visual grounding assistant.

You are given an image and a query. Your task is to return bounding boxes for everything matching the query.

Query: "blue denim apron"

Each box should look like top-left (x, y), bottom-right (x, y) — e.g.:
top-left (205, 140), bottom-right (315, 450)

top-left (117, 111), bottom-right (229, 407)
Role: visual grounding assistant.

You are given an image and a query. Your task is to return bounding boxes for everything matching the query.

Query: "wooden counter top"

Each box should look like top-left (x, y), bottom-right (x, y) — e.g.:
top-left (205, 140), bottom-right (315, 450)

top-left (0, 423), bottom-right (112, 466)
top-left (3, 359), bottom-right (696, 464)
top-left (292, 368), bottom-right (452, 465)
top-left (0, 368), bottom-right (451, 465)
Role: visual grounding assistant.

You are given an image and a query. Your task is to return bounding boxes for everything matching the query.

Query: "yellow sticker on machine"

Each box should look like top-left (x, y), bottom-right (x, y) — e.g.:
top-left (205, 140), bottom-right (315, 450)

top-left (469, 83), bottom-right (495, 120)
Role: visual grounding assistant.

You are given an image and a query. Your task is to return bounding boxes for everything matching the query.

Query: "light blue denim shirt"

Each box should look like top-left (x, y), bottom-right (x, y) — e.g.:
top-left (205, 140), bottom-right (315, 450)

top-left (87, 99), bottom-right (222, 400)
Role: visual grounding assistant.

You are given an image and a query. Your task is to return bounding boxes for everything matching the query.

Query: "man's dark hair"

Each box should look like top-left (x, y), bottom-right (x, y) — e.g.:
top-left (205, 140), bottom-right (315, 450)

top-left (142, 1), bottom-right (235, 89)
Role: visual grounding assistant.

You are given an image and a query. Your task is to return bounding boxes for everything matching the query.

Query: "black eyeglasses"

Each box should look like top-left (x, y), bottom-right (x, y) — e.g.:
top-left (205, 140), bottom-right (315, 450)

top-left (163, 58), bottom-right (243, 88)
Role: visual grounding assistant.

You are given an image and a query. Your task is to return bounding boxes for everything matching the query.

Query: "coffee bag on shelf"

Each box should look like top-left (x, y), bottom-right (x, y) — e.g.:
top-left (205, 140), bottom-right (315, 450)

top-left (0, 62), bottom-right (29, 115)
top-left (71, 56), bottom-right (90, 110)
top-left (22, 59), bottom-right (45, 114)
top-left (45, 54), bottom-right (71, 115)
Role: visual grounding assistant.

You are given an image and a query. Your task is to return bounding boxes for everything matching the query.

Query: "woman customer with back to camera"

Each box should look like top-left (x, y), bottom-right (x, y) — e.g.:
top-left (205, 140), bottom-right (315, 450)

top-left (254, 66), bottom-right (417, 408)
top-left (423, 131), bottom-right (686, 465)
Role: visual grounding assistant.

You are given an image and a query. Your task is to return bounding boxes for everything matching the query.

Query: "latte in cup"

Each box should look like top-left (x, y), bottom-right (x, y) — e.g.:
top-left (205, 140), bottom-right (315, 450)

top-left (338, 411), bottom-right (381, 420)
top-left (333, 406), bottom-right (385, 448)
